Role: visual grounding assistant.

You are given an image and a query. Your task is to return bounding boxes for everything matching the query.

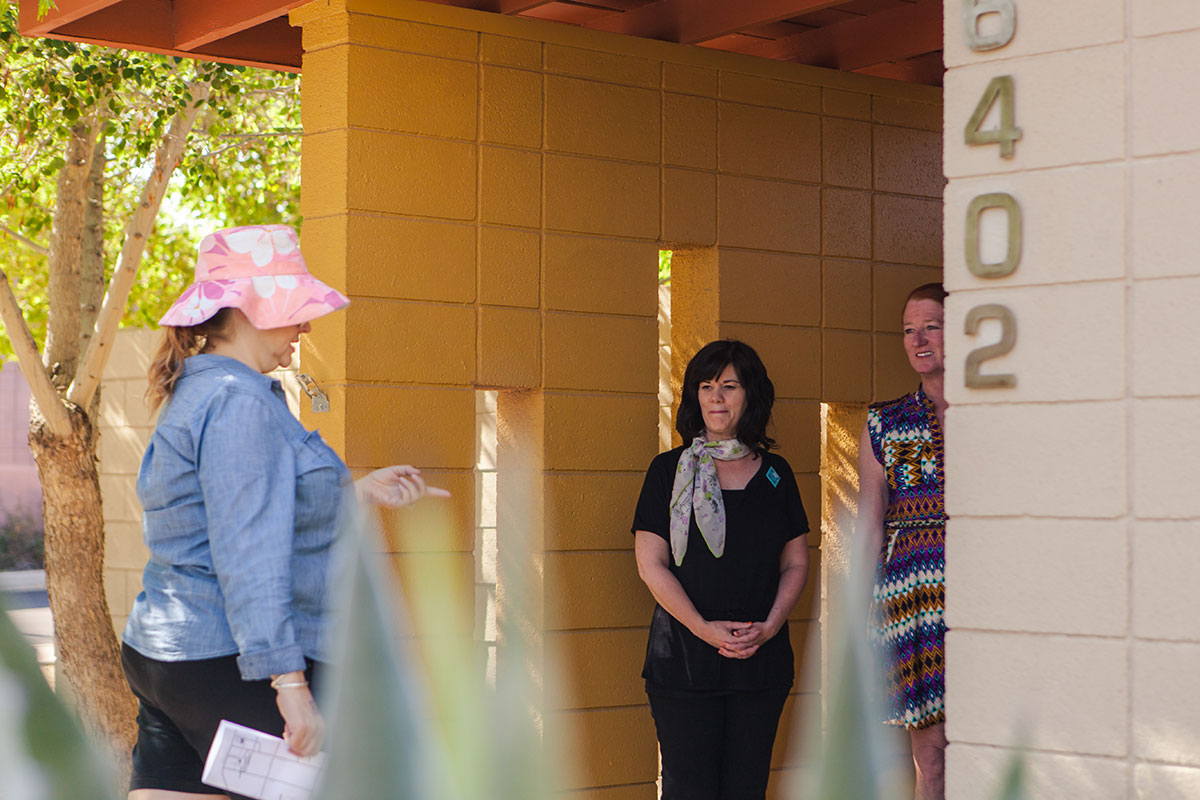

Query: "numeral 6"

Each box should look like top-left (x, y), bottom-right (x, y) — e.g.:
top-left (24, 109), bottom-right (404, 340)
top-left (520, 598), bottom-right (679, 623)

top-left (964, 304), bottom-right (1017, 389)
top-left (964, 0), bottom-right (1016, 51)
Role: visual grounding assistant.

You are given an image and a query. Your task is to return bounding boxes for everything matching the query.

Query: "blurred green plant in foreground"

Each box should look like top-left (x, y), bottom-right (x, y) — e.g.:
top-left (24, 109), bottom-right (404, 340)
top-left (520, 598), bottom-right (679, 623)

top-left (785, 557), bottom-right (1031, 800)
top-left (0, 597), bottom-right (117, 800)
top-left (314, 492), bottom-right (563, 800)
top-left (787, 563), bottom-right (908, 800)
top-left (0, 495), bottom-right (1030, 799)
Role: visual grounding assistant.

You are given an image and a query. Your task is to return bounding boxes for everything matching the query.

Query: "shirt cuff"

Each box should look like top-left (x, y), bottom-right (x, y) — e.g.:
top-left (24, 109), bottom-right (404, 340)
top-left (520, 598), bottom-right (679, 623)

top-left (236, 643), bottom-right (306, 681)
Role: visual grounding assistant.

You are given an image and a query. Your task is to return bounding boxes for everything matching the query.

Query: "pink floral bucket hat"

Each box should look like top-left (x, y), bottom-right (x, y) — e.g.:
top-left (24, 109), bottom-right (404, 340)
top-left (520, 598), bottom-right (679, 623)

top-left (159, 225), bottom-right (349, 329)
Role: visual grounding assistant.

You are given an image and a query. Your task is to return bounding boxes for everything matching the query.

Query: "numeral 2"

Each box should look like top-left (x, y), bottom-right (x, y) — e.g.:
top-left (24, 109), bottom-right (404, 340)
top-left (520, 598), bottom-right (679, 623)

top-left (964, 304), bottom-right (1017, 389)
top-left (964, 75), bottom-right (1022, 159)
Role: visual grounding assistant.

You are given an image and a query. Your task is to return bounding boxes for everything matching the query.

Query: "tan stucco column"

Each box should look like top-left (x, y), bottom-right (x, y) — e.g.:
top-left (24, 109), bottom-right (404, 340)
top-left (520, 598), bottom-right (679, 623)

top-left (944, 2), bottom-right (1200, 795)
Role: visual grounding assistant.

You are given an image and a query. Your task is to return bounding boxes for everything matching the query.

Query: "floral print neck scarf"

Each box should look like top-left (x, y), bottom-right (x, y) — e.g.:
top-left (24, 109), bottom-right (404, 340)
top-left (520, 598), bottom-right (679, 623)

top-left (668, 435), bottom-right (751, 566)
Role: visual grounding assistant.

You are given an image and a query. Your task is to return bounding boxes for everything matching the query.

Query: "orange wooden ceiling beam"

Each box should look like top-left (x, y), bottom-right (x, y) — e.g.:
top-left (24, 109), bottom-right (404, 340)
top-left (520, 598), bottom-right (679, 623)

top-left (437, 0), bottom-right (553, 13)
top-left (18, 0), bottom-right (300, 72)
top-left (49, 0), bottom-right (172, 51)
top-left (189, 15), bottom-right (301, 70)
top-left (585, 0), bottom-right (851, 44)
top-left (856, 50), bottom-right (943, 85)
top-left (740, 0), bottom-right (941, 70)
top-left (174, 0), bottom-right (307, 51)
top-left (18, 0), bottom-right (122, 35)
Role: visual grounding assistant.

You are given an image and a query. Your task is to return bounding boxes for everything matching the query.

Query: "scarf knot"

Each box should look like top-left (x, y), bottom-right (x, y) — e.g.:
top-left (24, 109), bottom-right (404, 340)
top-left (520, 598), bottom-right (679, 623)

top-left (667, 435), bottom-right (750, 566)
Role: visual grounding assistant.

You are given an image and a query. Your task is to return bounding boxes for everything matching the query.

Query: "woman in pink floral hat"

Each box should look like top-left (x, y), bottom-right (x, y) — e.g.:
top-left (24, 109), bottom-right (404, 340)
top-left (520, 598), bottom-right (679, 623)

top-left (121, 225), bottom-right (447, 800)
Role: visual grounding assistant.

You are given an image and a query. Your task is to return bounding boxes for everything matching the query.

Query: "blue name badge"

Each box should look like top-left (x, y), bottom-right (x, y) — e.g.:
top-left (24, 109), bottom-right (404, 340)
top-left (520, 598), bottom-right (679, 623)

top-left (766, 466), bottom-right (780, 487)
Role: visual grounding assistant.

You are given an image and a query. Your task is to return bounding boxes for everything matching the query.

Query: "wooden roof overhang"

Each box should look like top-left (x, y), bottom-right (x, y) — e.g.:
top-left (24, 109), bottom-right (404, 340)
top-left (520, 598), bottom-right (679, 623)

top-left (18, 0), bottom-right (943, 85)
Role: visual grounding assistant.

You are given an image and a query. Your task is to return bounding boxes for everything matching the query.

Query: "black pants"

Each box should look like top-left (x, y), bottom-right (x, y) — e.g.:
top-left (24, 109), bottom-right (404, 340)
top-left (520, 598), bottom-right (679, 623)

top-left (648, 689), bottom-right (790, 800)
top-left (122, 644), bottom-right (322, 798)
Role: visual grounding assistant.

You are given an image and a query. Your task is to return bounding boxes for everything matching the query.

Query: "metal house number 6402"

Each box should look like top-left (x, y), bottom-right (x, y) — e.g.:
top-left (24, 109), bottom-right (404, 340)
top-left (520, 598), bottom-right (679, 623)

top-left (962, 0), bottom-right (1020, 391)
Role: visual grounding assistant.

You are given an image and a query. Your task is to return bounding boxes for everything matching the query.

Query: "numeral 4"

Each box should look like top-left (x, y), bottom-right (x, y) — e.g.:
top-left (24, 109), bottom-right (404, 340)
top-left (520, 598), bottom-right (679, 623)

top-left (964, 75), bottom-right (1022, 159)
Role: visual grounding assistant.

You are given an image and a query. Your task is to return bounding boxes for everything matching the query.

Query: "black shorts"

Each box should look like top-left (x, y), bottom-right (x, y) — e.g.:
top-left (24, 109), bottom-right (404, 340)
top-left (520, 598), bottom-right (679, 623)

top-left (121, 643), bottom-right (323, 798)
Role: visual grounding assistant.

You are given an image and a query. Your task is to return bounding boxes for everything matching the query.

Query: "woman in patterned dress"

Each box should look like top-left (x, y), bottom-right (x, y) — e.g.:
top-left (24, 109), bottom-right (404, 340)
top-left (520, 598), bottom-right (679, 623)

top-left (856, 283), bottom-right (948, 800)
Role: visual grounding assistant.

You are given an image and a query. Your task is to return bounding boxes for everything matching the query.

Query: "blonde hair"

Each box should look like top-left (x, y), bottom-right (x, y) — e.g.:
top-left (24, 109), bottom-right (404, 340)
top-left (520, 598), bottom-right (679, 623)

top-left (146, 308), bottom-right (234, 413)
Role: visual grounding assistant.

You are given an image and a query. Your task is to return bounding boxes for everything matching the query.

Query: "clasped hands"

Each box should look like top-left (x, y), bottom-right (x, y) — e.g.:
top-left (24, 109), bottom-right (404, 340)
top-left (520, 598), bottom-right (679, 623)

top-left (355, 465), bottom-right (451, 508)
top-left (701, 619), bottom-right (780, 660)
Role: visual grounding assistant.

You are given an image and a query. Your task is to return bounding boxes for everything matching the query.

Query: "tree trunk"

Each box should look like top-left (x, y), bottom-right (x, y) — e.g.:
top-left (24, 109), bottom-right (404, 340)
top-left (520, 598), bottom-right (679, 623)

top-left (70, 79), bottom-right (211, 409)
top-left (44, 123), bottom-right (97, 390)
top-left (79, 134), bottom-right (106, 352)
top-left (28, 403), bottom-right (137, 775)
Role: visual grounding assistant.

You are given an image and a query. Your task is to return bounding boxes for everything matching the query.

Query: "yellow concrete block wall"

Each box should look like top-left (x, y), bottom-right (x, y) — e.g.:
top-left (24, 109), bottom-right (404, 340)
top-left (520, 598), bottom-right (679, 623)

top-left (292, 0), bottom-right (942, 794)
top-left (99, 328), bottom-right (158, 635)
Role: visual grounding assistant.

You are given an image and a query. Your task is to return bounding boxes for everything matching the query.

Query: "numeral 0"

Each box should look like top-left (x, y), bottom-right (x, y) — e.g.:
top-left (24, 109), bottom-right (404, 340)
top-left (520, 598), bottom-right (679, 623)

top-left (965, 192), bottom-right (1022, 278)
top-left (964, 304), bottom-right (1017, 389)
top-left (964, 0), bottom-right (1016, 51)
top-left (964, 75), bottom-right (1022, 159)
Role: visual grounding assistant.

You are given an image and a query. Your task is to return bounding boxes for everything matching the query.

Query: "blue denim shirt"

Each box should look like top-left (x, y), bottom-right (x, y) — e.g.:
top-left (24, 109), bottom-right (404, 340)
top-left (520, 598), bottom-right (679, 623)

top-left (123, 354), bottom-right (351, 680)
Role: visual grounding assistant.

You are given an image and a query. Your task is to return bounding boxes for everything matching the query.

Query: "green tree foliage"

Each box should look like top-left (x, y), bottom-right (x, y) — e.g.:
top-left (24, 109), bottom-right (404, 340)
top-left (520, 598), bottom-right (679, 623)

top-left (0, 2), bottom-right (300, 361)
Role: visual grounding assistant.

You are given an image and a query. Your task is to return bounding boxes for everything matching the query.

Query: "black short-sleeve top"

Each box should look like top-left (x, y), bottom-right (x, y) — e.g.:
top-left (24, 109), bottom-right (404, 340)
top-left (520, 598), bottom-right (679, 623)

top-left (631, 446), bottom-right (810, 695)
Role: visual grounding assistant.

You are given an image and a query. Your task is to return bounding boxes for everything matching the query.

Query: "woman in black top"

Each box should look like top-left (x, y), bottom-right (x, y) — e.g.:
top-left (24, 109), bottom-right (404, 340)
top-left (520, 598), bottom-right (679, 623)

top-left (632, 339), bottom-right (810, 800)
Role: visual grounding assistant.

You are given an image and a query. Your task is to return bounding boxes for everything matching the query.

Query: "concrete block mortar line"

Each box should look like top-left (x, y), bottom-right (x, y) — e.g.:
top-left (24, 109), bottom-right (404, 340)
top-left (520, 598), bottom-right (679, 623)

top-left (945, 153), bottom-right (1127, 181)
top-left (948, 39), bottom-right (1130, 72)
top-left (1131, 634), bottom-right (1200, 646)
top-left (1130, 144), bottom-right (1200, 164)
top-left (1130, 513), bottom-right (1200, 522)
top-left (340, 122), bottom-right (483, 145)
top-left (949, 743), bottom-right (1187, 785)
top-left (867, 105), bottom-right (879, 401)
top-left (950, 512), bottom-right (1130, 521)
top-left (947, 275), bottom-right (1133, 292)
top-left (942, 396), bottom-right (1129, 409)
top-left (474, 50), bottom-right (485, 383)
top-left (947, 626), bottom-right (1129, 642)
top-left (1124, 4), bottom-right (1137, 792)
top-left (658, 60), bottom-right (665, 243)
top-left (537, 48), bottom-right (548, 390)
top-left (546, 307), bottom-right (657, 323)
top-left (950, 739), bottom-right (1133, 763)
top-left (350, 38), bottom-right (485, 73)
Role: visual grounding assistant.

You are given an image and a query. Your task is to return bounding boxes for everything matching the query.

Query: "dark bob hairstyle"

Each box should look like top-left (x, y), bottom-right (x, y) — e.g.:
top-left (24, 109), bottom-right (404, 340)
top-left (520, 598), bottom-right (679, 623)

top-left (675, 339), bottom-right (776, 452)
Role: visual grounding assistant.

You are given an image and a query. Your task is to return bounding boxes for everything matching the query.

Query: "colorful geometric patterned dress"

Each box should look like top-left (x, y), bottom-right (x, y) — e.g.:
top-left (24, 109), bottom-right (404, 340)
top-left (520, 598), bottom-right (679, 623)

top-left (866, 386), bottom-right (946, 730)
